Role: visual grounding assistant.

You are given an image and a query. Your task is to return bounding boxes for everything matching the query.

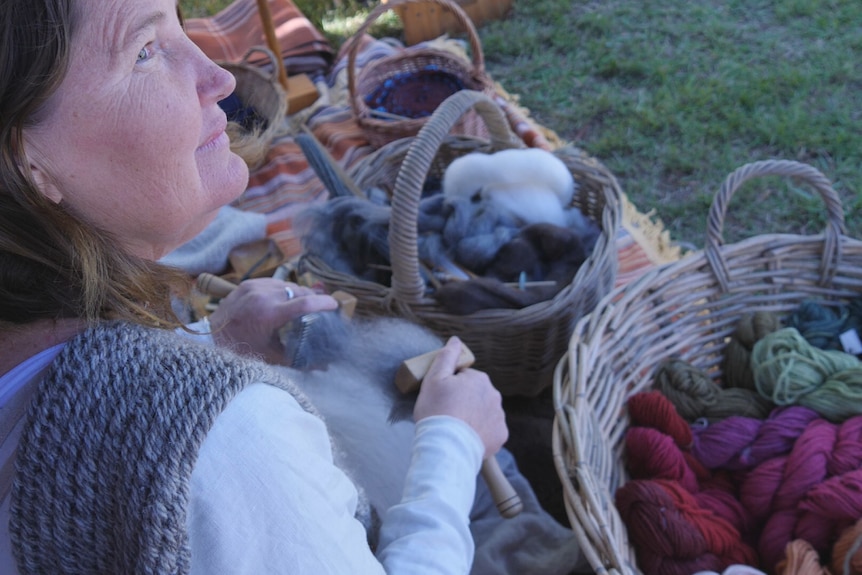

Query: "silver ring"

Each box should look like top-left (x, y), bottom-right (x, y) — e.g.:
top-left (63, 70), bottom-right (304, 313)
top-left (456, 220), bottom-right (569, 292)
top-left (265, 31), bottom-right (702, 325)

top-left (284, 286), bottom-right (295, 301)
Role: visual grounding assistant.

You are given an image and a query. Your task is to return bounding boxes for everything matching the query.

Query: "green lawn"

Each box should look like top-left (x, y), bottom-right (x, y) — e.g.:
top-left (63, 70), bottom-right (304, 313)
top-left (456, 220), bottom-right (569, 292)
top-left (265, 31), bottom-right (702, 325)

top-left (181, 0), bottom-right (862, 249)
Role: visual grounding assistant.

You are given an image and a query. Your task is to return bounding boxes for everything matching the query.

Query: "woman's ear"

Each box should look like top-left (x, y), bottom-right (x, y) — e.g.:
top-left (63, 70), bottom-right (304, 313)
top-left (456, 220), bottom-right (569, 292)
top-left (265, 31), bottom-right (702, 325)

top-left (28, 162), bottom-right (63, 204)
top-left (20, 132), bottom-right (63, 204)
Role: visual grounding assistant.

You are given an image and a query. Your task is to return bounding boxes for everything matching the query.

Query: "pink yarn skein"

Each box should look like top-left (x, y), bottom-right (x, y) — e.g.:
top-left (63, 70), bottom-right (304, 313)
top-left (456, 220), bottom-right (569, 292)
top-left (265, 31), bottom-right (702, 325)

top-left (738, 415), bottom-right (862, 572)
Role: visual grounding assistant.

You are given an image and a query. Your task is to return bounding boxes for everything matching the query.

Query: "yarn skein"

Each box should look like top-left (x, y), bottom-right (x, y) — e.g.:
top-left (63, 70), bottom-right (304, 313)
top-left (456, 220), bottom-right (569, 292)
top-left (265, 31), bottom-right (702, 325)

top-left (654, 358), bottom-right (773, 423)
top-left (691, 406), bottom-right (820, 471)
top-left (723, 311), bottom-right (784, 392)
top-left (628, 390), bottom-right (693, 447)
top-left (616, 479), bottom-right (757, 575)
top-left (622, 392), bottom-right (757, 571)
top-left (786, 300), bottom-right (850, 352)
top-left (626, 426), bottom-right (700, 493)
top-left (774, 539), bottom-right (830, 575)
top-left (832, 517), bottom-right (862, 575)
top-left (626, 391), bottom-right (711, 484)
top-left (752, 327), bottom-right (862, 422)
top-left (735, 413), bottom-right (862, 572)
top-left (796, 469), bottom-right (862, 555)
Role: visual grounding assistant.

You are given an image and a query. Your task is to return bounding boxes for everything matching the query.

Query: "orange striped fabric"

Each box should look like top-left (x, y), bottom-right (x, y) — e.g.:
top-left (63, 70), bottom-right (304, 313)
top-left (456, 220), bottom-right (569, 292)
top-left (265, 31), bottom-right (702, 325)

top-left (184, 0), bottom-right (332, 71)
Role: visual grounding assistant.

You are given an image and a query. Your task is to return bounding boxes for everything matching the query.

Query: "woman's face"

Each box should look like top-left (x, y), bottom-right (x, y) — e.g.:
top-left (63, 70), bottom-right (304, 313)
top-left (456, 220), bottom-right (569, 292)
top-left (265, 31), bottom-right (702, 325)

top-left (24, 0), bottom-right (249, 260)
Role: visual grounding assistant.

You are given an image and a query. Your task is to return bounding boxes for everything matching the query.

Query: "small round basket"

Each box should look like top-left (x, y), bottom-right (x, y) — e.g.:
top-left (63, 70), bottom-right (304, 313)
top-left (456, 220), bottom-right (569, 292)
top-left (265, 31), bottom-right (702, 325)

top-left (218, 47), bottom-right (287, 168)
top-left (551, 160), bottom-right (862, 574)
top-left (344, 0), bottom-right (495, 149)
top-left (301, 90), bottom-right (622, 397)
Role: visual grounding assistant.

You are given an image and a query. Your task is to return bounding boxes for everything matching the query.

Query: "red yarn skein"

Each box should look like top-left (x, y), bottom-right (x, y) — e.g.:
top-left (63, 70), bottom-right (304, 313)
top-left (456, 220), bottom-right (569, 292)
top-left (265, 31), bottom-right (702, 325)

top-left (628, 390), bottom-right (693, 447)
top-left (626, 427), bottom-right (700, 492)
top-left (616, 479), bottom-right (757, 575)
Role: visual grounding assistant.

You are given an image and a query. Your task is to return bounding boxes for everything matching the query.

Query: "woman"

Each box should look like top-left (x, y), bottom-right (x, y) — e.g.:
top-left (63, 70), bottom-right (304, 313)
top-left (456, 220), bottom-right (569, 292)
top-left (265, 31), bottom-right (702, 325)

top-left (0, 0), bottom-right (507, 573)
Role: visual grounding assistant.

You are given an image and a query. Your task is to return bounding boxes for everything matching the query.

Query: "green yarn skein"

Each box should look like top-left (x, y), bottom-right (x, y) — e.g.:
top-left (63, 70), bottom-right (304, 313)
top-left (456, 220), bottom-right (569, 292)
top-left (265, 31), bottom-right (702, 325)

top-left (751, 327), bottom-right (862, 422)
top-left (722, 311), bottom-right (783, 391)
top-left (653, 358), bottom-right (773, 422)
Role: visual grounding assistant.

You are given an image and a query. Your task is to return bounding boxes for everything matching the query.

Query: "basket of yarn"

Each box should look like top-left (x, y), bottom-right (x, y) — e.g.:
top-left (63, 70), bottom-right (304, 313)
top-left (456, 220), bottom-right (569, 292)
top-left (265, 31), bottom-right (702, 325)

top-left (218, 46), bottom-right (287, 168)
top-left (343, 0), bottom-right (495, 148)
top-left (298, 90), bottom-right (622, 397)
top-left (551, 159), bottom-right (862, 575)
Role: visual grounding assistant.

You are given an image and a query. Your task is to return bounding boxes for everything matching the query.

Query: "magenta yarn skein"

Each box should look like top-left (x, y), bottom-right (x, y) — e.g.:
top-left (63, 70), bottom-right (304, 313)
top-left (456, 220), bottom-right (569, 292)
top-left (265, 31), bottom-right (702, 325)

top-left (692, 416), bottom-right (762, 469)
top-left (690, 406), bottom-right (819, 472)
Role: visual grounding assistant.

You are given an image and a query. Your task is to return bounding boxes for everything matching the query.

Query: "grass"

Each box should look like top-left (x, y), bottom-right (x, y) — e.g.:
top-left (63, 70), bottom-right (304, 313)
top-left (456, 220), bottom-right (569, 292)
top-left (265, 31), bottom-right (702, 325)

top-left (478, 0), bottom-right (862, 248)
top-left (181, 0), bottom-right (862, 249)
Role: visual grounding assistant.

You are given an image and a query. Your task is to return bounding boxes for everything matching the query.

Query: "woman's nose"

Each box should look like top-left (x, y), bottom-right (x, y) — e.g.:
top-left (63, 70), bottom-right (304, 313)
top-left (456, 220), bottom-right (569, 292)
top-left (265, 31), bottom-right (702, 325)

top-left (195, 45), bottom-right (236, 104)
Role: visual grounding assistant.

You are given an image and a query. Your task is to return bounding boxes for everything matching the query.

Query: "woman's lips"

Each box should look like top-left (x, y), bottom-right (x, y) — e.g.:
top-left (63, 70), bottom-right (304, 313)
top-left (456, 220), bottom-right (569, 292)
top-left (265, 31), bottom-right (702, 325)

top-left (197, 130), bottom-right (228, 153)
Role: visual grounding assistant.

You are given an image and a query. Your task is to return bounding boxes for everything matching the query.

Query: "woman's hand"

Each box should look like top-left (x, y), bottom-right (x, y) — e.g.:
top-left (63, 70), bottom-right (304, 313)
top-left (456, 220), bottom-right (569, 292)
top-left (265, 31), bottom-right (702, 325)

top-left (413, 336), bottom-right (508, 459)
top-left (207, 278), bottom-right (338, 365)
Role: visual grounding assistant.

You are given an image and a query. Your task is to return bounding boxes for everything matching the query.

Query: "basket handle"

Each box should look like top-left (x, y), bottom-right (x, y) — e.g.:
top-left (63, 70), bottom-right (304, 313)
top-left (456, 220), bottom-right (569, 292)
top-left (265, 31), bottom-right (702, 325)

top-left (705, 159), bottom-right (846, 292)
top-left (389, 90), bottom-right (523, 303)
top-left (239, 46), bottom-right (283, 86)
top-left (344, 0), bottom-right (487, 114)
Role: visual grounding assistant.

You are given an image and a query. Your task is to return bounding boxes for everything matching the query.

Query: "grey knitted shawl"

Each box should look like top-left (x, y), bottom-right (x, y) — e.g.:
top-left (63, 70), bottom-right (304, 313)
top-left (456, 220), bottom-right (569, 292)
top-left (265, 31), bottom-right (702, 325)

top-left (8, 321), bottom-right (366, 574)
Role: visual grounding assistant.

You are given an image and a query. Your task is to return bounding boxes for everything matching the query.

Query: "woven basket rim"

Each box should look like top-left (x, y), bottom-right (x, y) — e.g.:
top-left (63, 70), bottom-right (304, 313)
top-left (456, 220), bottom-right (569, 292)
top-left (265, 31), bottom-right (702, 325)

top-left (343, 0), bottom-right (494, 147)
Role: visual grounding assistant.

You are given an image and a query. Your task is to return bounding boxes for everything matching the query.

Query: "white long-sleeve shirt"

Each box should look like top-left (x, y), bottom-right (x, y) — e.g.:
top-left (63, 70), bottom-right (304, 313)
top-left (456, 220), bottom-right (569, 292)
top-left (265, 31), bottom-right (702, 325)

top-left (0, 334), bottom-right (483, 574)
top-left (188, 383), bottom-right (482, 574)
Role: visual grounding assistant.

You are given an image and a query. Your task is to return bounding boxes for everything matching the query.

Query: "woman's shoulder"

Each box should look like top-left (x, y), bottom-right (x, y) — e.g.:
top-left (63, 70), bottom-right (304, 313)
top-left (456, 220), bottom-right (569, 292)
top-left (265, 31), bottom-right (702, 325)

top-left (62, 320), bottom-right (274, 380)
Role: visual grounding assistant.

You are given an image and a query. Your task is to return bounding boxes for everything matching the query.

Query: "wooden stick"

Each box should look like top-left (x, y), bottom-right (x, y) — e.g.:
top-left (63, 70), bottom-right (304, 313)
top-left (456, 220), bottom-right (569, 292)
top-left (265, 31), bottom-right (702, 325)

top-left (396, 345), bottom-right (524, 518)
top-left (255, 0), bottom-right (289, 92)
top-left (196, 272), bottom-right (238, 299)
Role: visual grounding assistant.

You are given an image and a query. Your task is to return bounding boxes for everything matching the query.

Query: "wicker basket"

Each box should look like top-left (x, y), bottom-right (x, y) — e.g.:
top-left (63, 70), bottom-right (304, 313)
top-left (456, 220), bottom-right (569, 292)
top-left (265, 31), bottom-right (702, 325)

top-left (218, 47), bottom-right (287, 168)
top-left (551, 160), bottom-right (862, 574)
top-left (344, 0), bottom-right (495, 148)
top-left (300, 90), bottom-right (622, 396)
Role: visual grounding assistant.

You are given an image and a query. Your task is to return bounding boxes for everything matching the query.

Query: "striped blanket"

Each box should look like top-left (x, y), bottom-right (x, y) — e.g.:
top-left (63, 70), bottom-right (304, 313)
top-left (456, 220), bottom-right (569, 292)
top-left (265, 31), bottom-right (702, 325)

top-left (185, 0), bottom-right (680, 284)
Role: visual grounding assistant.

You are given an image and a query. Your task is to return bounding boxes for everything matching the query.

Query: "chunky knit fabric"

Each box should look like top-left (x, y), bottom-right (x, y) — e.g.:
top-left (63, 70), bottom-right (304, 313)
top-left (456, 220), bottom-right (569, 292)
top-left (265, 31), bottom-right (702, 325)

top-left (8, 321), bottom-right (336, 574)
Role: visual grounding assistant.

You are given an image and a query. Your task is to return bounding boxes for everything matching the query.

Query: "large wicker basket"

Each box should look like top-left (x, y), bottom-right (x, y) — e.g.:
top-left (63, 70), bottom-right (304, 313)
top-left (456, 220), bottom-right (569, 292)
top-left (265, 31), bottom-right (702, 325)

top-left (343, 0), bottom-right (495, 148)
top-left (551, 160), bottom-right (862, 574)
top-left (300, 90), bottom-right (622, 396)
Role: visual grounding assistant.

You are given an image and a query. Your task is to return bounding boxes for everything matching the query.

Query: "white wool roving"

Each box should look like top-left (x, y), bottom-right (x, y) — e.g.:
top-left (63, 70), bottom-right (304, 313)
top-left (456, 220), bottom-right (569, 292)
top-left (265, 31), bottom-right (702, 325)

top-left (442, 149), bottom-right (576, 227)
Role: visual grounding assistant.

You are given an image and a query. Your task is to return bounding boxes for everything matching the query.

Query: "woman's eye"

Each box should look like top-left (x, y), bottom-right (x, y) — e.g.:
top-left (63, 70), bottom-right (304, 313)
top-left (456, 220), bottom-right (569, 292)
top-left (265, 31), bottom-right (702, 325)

top-left (137, 46), bottom-right (152, 63)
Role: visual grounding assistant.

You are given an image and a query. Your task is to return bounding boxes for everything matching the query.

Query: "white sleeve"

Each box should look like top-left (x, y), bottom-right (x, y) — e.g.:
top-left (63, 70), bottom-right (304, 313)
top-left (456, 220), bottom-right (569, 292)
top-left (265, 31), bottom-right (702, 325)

top-left (376, 415), bottom-right (483, 573)
top-left (188, 384), bottom-right (482, 575)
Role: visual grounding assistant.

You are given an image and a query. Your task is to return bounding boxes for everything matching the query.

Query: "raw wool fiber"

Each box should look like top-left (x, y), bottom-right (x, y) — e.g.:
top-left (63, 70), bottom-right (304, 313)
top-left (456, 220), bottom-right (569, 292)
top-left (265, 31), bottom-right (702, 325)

top-left (296, 178), bottom-right (600, 314)
top-left (280, 314), bottom-right (588, 575)
top-left (442, 148), bottom-right (576, 228)
top-left (283, 313), bottom-right (445, 422)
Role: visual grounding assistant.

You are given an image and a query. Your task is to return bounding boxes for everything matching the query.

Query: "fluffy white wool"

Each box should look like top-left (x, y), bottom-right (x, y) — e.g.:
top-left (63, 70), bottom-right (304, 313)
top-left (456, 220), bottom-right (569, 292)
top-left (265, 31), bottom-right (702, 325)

top-left (442, 149), bottom-right (576, 227)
